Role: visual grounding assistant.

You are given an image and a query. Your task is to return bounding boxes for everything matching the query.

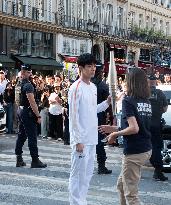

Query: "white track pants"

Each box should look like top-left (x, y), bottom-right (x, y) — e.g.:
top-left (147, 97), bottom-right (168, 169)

top-left (69, 145), bottom-right (96, 205)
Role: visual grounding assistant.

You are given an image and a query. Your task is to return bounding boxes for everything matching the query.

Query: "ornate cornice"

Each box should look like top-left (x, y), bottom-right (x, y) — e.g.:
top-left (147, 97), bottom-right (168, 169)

top-left (130, 2), bottom-right (171, 18)
top-left (0, 12), bottom-right (89, 36)
top-left (100, 35), bottom-right (156, 49)
top-left (0, 12), bottom-right (157, 49)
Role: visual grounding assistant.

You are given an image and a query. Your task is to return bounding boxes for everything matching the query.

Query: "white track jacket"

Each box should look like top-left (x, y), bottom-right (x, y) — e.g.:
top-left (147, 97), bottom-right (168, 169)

top-left (68, 79), bottom-right (109, 146)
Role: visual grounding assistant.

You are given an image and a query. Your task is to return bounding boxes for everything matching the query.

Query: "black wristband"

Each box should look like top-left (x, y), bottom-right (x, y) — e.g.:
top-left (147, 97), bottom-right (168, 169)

top-left (37, 116), bottom-right (41, 119)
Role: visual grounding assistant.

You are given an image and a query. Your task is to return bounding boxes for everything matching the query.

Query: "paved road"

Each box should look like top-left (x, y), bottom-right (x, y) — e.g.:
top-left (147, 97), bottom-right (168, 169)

top-left (0, 134), bottom-right (170, 205)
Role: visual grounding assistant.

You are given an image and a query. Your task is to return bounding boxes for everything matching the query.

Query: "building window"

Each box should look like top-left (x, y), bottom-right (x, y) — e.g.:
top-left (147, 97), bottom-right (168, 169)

top-left (62, 36), bottom-right (88, 56)
top-left (80, 40), bottom-right (88, 54)
top-left (129, 11), bottom-right (135, 27)
top-left (32, 7), bottom-right (39, 20)
top-left (41, 0), bottom-right (44, 17)
top-left (153, 18), bottom-right (157, 30)
top-left (107, 4), bottom-right (113, 25)
top-left (139, 14), bottom-right (143, 28)
top-left (167, 1), bottom-right (171, 8)
top-left (22, 30), bottom-right (31, 55)
top-left (32, 32), bottom-right (42, 56)
top-left (43, 33), bottom-right (53, 57)
top-left (117, 7), bottom-right (123, 29)
top-left (97, 1), bottom-right (101, 23)
top-left (10, 28), bottom-right (20, 54)
top-left (146, 16), bottom-right (150, 29)
top-left (140, 49), bottom-right (150, 61)
top-left (159, 20), bottom-right (163, 31)
top-left (166, 22), bottom-right (169, 36)
top-left (114, 47), bottom-right (126, 61)
top-left (82, 0), bottom-right (87, 19)
top-left (10, 28), bottom-right (31, 55)
top-left (65, 0), bottom-right (71, 17)
top-left (10, 27), bottom-right (53, 57)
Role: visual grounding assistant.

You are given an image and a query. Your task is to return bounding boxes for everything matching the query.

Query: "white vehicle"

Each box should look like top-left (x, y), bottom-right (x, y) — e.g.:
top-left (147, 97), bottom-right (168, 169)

top-left (157, 85), bottom-right (171, 172)
top-left (0, 103), bottom-right (6, 133)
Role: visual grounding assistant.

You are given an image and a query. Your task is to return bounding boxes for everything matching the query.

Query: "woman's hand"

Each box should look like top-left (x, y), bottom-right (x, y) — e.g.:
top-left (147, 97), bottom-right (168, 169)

top-left (106, 132), bottom-right (118, 144)
top-left (98, 125), bottom-right (117, 134)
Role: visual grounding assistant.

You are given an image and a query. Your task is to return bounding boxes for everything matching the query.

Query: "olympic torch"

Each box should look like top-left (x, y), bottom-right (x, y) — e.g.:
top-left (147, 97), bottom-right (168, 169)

top-left (108, 46), bottom-right (117, 116)
top-left (101, 47), bottom-right (117, 143)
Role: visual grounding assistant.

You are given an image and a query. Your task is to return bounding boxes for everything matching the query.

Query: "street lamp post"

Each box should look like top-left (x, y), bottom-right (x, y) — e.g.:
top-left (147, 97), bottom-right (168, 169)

top-left (87, 19), bottom-right (99, 56)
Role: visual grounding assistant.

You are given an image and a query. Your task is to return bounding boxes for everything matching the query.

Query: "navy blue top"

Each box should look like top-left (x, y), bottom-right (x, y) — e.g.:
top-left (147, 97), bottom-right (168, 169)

top-left (20, 79), bottom-right (34, 107)
top-left (121, 96), bottom-right (152, 155)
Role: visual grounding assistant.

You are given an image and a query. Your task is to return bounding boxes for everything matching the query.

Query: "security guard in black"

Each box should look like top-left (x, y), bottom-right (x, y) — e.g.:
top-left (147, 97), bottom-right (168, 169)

top-left (148, 75), bottom-right (168, 181)
top-left (15, 65), bottom-right (47, 168)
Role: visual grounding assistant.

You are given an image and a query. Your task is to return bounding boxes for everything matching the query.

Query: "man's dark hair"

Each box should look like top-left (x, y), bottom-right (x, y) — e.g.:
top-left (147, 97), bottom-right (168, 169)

top-left (77, 53), bottom-right (96, 67)
top-left (126, 67), bottom-right (150, 99)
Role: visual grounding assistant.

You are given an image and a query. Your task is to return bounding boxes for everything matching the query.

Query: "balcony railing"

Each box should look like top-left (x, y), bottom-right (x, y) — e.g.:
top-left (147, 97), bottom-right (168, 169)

top-left (1, 3), bottom-right (171, 47)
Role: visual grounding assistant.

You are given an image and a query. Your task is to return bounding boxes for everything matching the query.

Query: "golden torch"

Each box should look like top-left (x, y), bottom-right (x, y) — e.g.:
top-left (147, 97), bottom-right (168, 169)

top-left (108, 45), bottom-right (117, 117)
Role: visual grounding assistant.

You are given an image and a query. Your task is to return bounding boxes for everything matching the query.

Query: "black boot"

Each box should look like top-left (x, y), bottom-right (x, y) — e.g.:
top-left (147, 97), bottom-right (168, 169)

top-left (153, 168), bottom-right (168, 181)
top-left (31, 157), bottom-right (47, 168)
top-left (98, 162), bottom-right (112, 174)
top-left (16, 155), bottom-right (26, 167)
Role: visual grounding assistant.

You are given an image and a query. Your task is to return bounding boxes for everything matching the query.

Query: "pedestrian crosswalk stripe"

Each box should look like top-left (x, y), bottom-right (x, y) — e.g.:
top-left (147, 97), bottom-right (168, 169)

top-left (0, 137), bottom-right (170, 205)
top-left (0, 174), bottom-right (118, 204)
top-left (2, 148), bottom-right (122, 166)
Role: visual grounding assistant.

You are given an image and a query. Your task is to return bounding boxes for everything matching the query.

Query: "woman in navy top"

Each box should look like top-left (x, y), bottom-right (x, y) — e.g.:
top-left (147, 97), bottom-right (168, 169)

top-left (99, 67), bottom-right (152, 205)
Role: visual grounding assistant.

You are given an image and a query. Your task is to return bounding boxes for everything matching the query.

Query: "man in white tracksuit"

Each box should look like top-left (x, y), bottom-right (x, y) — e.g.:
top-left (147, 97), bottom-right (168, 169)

top-left (68, 53), bottom-right (111, 205)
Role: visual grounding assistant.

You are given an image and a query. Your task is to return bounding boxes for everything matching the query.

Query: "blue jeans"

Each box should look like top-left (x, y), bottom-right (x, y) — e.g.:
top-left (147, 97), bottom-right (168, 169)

top-left (5, 103), bottom-right (14, 134)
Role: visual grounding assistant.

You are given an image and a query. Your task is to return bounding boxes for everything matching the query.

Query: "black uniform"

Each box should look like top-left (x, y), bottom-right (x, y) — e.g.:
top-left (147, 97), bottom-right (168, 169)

top-left (92, 73), bottom-right (112, 174)
top-left (149, 86), bottom-right (168, 169)
top-left (15, 79), bottom-right (39, 158)
top-left (96, 79), bottom-right (109, 163)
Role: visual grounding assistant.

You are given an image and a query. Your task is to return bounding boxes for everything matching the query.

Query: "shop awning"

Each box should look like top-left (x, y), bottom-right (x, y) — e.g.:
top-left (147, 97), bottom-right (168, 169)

top-left (64, 56), bottom-right (78, 63)
top-left (14, 56), bottom-right (63, 68)
top-left (0, 54), bottom-right (15, 67)
top-left (138, 60), bottom-right (153, 68)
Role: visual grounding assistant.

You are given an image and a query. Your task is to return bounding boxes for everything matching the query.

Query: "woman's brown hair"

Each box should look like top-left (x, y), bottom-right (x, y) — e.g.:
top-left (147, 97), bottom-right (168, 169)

top-left (126, 67), bottom-right (150, 99)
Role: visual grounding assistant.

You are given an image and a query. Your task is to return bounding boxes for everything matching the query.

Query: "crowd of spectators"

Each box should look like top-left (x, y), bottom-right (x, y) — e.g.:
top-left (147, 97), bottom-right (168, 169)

top-left (0, 69), bottom-right (170, 146)
top-left (0, 70), bottom-right (72, 145)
